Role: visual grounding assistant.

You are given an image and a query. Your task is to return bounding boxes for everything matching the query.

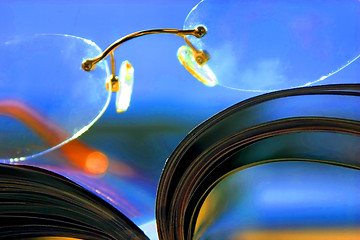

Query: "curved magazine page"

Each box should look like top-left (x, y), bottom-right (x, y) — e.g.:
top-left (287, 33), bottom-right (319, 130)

top-left (0, 164), bottom-right (148, 240)
top-left (194, 161), bottom-right (360, 239)
top-left (185, 123), bottom-right (360, 240)
top-left (156, 84), bottom-right (360, 240)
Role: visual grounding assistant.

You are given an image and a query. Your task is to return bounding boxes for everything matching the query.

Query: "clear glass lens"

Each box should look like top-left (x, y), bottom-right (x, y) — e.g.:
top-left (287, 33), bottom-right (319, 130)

top-left (184, 0), bottom-right (360, 91)
top-left (0, 34), bottom-right (111, 160)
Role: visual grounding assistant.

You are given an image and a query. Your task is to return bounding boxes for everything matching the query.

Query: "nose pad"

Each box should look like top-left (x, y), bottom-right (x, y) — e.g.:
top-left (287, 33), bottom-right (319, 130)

top-left (177, 45), bottom-right (217, 87)
top-left (116, 60), bottom-right (134, 113)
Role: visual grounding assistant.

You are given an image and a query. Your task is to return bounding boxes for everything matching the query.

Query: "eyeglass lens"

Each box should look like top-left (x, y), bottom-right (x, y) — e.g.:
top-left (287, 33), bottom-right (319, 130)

top-left (0, 34), bottom-right (111, 161)
top-left (184, 0), bottom-right (360, 91)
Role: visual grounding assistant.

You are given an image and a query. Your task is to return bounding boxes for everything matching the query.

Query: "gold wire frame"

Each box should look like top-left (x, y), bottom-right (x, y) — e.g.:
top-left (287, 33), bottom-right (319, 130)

top-left (81, 26), bottom-right (209, 90)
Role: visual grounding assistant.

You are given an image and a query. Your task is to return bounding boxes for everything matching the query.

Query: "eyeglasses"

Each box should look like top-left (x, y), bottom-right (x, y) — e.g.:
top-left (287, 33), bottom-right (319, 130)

top-left (1, 0), bottom-right (359, 161)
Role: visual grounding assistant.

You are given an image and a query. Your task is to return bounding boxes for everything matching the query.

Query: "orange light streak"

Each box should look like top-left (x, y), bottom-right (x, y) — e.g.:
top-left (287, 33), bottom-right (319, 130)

top-left (0, 100), bottom-right (108, 174)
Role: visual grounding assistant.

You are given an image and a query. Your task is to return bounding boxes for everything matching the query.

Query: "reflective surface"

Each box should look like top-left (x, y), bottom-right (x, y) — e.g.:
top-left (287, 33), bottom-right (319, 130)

top-left (177, 45), bottom-right (217, 86)
top-left (185, 0), bottom-right (360, 91)
top-left (0, 34), bottom-right (110, 160)
top-left (116, 60), bottom-right (134, 113)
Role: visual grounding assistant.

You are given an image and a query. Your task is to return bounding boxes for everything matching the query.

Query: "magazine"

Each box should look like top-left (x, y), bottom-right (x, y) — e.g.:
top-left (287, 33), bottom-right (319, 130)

top-left (1, 84), bottom-right (359, 239)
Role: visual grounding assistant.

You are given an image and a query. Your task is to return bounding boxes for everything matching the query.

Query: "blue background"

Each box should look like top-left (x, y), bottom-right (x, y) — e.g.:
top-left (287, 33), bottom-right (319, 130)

top-left (1, 1), bottom-right (359, 239)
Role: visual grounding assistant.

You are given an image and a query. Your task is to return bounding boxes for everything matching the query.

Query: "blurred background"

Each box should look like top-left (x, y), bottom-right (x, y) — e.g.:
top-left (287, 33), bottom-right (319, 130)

top-left (0, 1), bottom-right (359, 239)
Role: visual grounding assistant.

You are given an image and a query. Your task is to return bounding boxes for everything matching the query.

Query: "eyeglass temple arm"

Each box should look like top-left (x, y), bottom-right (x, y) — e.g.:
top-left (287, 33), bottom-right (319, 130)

top-left (0, 100), bottom-right (108, 174)
top-left (82, 26), bottom-right (207, 72)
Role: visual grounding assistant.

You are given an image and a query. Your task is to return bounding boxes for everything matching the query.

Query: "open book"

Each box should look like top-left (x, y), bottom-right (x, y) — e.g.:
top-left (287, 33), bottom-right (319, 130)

top-left (1, 84), bottom-right (360, 239)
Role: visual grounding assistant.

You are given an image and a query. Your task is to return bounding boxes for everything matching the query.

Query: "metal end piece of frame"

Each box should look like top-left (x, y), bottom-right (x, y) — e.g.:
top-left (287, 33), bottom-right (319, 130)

top-left (105, 52), bottom-right (120, 92)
